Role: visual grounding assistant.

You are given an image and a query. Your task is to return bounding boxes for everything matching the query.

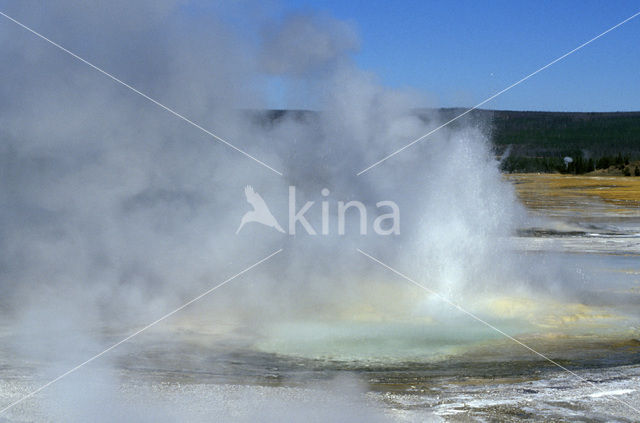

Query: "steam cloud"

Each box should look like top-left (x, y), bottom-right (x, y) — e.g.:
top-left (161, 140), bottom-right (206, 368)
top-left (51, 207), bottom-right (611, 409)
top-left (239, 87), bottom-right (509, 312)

top-left (0, 1), bottom-right (571, 421)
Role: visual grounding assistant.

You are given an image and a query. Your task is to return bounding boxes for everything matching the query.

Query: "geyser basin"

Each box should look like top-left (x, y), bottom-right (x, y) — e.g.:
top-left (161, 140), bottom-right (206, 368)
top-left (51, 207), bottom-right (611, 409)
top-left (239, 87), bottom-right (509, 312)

top-left (250, 252), bottom-right (640, 364)
top-left (254, 320), bottom-right (508, 362)
top-left (252, 303), bottom-right (638, 365)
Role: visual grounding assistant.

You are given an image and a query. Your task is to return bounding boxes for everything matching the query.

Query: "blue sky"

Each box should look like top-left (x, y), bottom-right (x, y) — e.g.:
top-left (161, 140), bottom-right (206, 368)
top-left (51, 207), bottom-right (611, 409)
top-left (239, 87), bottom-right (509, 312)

top-left (278, 0), bottom-right (639, 111)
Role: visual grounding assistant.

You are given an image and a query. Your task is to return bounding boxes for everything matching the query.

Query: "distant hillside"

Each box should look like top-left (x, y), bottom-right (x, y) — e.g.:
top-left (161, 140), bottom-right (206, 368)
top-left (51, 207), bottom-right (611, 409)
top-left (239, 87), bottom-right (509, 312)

top-left (434, 109), bottom-right (640, 155)
top-left (252, 108), bottom-right (640, 173)
top-left (492, 110), bottom-right (640, 156)
top-left (433, 109), bottom-right (640, 173)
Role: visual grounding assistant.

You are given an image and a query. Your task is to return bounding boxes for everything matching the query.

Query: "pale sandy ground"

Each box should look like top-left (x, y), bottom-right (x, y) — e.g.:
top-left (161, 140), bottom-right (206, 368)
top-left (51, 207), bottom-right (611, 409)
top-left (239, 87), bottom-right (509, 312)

top-left (1, 364), bottom-right (639, 422)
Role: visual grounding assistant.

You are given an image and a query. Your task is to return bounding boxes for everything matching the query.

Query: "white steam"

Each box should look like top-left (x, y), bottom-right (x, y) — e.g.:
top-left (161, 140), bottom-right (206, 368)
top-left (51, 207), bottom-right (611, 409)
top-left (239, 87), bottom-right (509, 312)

top-left (0, 1), bottom-right (589, 421)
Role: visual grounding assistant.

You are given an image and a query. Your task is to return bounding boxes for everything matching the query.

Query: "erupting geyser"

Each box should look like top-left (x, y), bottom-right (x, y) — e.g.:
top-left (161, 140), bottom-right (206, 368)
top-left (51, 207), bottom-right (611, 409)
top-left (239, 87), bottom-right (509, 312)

top-left (1, 2), bottom-right (639, 422)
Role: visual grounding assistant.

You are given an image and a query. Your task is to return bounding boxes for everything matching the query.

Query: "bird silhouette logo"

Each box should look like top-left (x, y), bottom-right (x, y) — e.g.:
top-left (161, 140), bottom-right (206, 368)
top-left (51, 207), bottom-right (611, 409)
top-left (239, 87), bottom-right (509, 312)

top-left (236, 185), bottom-right (285, 234)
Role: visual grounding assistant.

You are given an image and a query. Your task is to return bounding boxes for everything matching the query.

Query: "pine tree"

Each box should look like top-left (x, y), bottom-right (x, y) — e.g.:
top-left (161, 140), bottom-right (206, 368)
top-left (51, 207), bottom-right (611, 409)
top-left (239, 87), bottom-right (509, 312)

top-left (586, 158), bottom-right (594, 173)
